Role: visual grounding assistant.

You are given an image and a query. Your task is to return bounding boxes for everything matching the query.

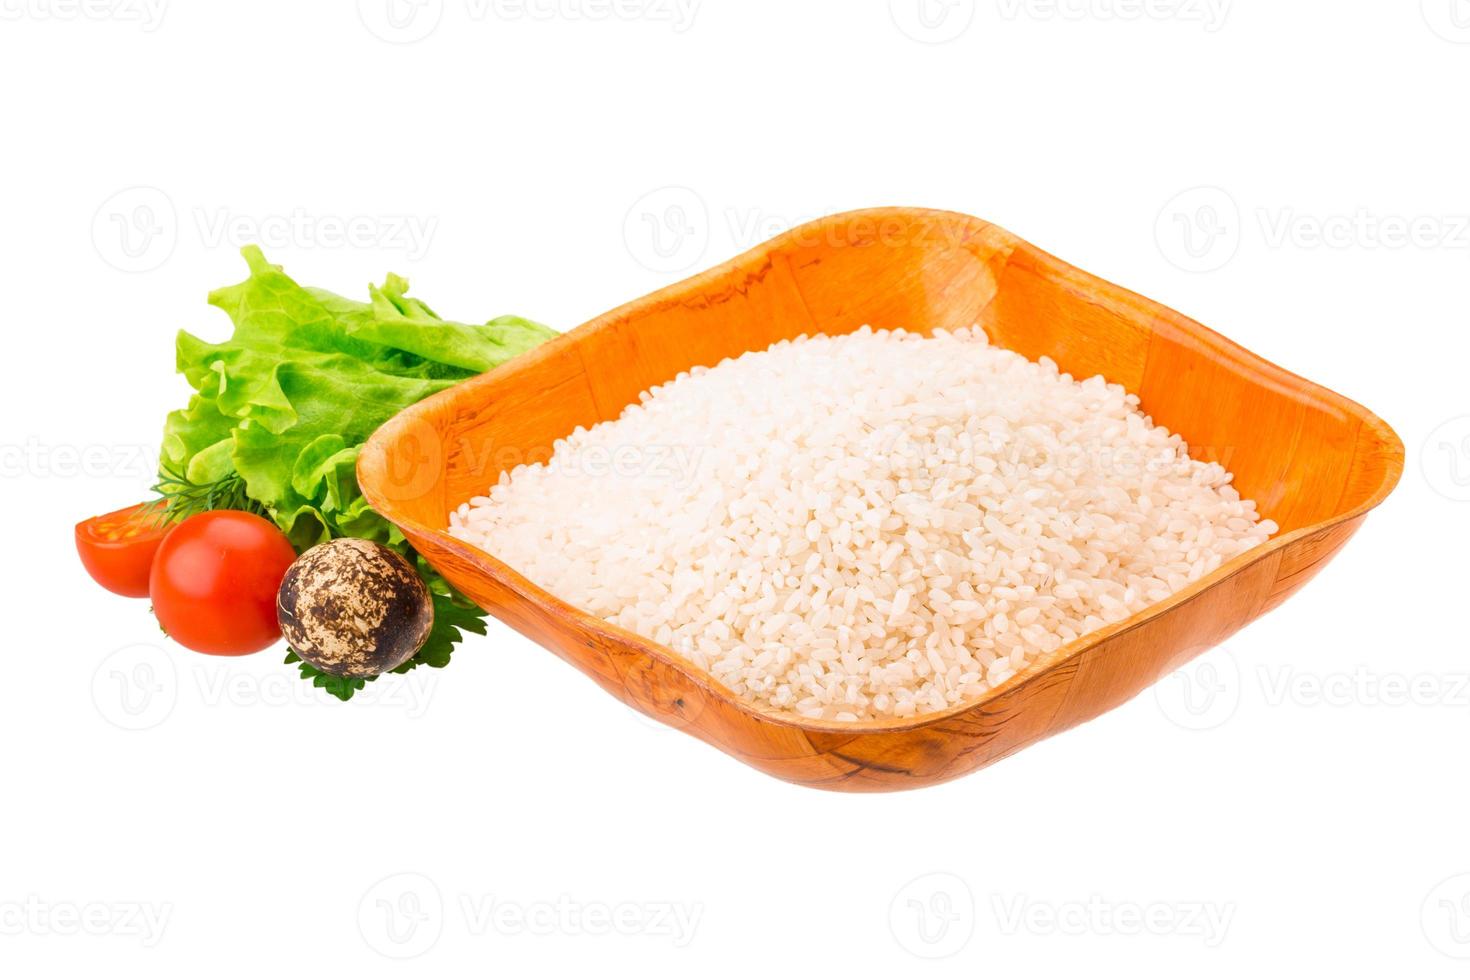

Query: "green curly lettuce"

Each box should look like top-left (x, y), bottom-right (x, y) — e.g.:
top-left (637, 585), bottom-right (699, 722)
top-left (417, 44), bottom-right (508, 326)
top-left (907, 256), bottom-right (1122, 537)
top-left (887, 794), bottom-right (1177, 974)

top-left (160, 246), bottom-right (555, 698)
top-left (161, 245), bottom-right (554, 547)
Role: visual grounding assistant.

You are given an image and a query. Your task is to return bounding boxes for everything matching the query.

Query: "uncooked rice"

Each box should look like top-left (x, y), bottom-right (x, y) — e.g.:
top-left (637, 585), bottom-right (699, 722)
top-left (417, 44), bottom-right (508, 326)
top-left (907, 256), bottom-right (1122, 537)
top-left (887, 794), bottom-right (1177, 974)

top-left (450, 327), bottom-right (1276, 722)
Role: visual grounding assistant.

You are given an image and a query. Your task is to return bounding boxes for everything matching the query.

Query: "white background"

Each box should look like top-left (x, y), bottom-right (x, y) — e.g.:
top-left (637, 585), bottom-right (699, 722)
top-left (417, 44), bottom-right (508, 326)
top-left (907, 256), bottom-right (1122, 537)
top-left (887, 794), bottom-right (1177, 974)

top-left (3, 1), bottom-right (1467, 976)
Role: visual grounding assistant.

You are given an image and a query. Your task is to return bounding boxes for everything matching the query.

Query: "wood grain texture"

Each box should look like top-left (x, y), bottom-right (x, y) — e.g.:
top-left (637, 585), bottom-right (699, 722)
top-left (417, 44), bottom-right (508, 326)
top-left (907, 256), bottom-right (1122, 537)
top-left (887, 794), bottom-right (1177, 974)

top-left (358, 208), bottom-right (1403, 792)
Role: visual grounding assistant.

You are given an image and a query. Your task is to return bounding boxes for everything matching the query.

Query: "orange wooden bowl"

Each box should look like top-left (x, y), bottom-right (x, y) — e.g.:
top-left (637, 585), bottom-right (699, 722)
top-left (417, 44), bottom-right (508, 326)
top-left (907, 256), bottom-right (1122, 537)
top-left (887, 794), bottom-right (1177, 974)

top-left (359, 207), bottom-right (1402, 792)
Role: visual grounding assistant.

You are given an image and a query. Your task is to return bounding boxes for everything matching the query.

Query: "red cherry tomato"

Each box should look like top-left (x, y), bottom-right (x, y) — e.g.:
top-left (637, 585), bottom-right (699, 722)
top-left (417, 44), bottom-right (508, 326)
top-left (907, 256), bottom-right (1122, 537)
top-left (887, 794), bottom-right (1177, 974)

top-left (149, 510), bottom-right (297, 655)
top-left (76, 502), bottom-right (171, 598)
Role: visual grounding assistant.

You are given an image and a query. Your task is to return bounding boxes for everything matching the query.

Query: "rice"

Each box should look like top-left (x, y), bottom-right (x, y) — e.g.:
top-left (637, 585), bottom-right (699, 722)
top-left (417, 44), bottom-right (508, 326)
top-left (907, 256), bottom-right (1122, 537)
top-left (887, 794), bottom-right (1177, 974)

top-left (449, 327), bottom-right (1276, 722)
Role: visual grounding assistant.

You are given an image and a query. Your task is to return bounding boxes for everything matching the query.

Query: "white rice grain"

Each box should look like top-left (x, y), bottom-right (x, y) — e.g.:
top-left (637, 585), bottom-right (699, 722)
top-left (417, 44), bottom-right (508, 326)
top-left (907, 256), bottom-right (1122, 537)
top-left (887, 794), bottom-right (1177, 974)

top-left (449, 327), bottom-right (1276, 721)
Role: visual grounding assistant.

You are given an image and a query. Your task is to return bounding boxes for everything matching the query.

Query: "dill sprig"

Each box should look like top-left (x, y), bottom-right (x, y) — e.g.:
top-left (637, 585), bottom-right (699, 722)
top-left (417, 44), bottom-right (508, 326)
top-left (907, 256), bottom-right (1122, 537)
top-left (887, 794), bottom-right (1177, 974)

top-left (151, 464), bottom-right (268, 524)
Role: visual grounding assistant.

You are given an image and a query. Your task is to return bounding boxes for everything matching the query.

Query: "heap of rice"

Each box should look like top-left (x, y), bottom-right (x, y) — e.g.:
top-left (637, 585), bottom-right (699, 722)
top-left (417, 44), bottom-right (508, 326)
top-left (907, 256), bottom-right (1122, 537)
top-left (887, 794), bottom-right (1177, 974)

top-left (450, 327), bottom-right (1276, 722)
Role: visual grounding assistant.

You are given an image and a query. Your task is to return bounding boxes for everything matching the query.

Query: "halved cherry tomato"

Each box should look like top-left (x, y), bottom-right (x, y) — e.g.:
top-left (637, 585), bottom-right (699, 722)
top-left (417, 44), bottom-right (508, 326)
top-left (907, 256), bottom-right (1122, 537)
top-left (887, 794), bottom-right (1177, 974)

top-left (149, 510), bottom-right (297, 656)
top-left (76, 502), bottom-right (171, 598)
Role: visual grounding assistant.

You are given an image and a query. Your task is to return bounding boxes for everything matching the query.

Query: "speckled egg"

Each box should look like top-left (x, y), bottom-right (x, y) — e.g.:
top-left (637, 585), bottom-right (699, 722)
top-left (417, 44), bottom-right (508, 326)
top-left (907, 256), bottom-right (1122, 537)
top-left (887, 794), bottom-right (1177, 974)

top-left (276, 539), bottom-right (433, 678)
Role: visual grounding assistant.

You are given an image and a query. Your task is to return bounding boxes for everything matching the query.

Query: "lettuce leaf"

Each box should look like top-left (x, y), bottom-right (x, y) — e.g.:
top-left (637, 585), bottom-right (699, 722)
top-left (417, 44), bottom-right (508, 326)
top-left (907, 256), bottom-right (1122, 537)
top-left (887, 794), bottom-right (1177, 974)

top-left (161, 245), bottom-right (554, 549)
top-left (160, 246), bottom-right (555, 697)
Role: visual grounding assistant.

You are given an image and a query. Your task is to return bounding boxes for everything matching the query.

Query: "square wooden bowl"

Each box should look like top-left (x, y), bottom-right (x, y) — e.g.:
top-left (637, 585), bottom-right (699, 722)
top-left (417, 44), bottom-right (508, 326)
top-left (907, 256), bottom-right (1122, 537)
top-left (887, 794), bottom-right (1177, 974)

top-left (359, 208), bottom-right (1402, 791)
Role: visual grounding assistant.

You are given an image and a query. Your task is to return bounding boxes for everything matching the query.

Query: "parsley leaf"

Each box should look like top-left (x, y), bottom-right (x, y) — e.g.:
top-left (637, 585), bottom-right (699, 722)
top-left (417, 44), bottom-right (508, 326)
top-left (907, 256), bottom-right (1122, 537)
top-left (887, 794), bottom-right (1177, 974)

top-left (284, 650), bottom-right (370, 702)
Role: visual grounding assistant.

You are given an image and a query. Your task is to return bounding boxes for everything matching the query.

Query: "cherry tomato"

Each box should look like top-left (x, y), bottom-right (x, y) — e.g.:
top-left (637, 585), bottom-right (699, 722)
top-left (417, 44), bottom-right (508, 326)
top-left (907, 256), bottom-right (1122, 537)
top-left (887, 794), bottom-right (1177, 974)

top-left (150, 510), bottom-right (297, 656)
top-left (76, 502), bottom-right (171, 598)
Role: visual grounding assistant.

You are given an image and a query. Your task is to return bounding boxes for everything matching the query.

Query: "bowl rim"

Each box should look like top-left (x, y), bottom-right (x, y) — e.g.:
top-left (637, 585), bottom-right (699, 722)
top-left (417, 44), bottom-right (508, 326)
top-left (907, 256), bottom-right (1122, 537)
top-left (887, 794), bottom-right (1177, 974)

top-left (361, 206), bottom-right (1405, 736)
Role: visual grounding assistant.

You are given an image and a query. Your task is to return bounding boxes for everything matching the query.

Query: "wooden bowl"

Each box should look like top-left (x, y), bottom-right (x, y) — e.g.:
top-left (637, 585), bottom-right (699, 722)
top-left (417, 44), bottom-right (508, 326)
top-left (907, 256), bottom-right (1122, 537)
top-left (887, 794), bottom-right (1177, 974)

top-left (359, 208), bottom-right (1402, 791)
